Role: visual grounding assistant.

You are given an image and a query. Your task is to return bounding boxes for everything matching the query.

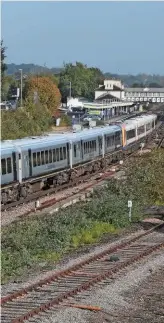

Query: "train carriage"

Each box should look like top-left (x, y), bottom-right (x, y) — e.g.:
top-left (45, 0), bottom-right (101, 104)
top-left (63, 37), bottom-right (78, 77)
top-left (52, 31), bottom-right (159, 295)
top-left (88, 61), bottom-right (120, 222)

top-left (1, 143), bottom-right (18, 186)
top-left (122, 114), bottom-right (157, 146)
top-left (0, 113), bottom-right (158, 205)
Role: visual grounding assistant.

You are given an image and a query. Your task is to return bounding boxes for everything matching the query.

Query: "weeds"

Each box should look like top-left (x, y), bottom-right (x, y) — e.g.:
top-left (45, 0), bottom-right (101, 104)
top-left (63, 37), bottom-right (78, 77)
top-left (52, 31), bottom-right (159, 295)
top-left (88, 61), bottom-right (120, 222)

top-left (1, 150), bottom-right (164, 283)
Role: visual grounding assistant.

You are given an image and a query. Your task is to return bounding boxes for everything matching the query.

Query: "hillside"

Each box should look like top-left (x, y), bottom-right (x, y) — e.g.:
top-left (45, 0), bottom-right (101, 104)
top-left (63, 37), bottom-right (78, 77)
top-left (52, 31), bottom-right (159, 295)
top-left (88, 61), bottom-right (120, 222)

top-left (6, 64), bottom-right (164, 87)
top-left (7, 63), bottom-right (62, 75)
top-left (104, 72), bottom-right (164, 87)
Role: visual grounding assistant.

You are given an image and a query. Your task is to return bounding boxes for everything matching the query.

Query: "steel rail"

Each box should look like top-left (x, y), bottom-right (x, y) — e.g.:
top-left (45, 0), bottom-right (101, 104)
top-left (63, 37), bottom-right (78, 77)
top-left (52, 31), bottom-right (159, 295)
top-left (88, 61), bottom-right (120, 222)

top-left (1, 224), bottom-right (163, 306)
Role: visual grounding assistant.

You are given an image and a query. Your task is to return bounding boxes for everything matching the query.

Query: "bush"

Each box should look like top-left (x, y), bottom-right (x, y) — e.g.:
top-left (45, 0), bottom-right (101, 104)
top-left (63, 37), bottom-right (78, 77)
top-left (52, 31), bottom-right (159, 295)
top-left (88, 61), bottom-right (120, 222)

top-left (60, 114), bottom-right (72, 127)
top-left (1, 102), bottom-right (52, 140)
top-left (1, 149), bottom-right (164, 283)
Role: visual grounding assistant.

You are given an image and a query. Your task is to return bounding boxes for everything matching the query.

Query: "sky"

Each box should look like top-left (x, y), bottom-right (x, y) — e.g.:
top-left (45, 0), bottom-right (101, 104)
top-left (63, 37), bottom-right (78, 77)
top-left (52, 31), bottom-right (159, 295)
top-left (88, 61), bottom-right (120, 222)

top-left (1, 1), bottom-right (164, 75)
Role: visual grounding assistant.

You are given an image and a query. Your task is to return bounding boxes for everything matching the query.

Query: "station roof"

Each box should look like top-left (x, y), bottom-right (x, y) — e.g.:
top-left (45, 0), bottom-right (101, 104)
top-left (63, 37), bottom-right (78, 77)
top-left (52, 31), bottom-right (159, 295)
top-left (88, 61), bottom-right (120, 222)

top-left (83, 101), bottom-right (133, 109)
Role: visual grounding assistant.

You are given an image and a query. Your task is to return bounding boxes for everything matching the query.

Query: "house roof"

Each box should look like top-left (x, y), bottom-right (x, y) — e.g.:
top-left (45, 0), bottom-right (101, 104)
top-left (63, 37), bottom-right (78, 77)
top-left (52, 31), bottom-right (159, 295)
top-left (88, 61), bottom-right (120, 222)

top-left (95, 92), bottom-right (120, 101)
top-left (95, 85), bottom-right (105, 91)
top-left (95, 85), bottom-right (123, 92)
top-left (113, 85), bottom-right (124, 91)
top-left (125, 87), bottom-right (164, 93)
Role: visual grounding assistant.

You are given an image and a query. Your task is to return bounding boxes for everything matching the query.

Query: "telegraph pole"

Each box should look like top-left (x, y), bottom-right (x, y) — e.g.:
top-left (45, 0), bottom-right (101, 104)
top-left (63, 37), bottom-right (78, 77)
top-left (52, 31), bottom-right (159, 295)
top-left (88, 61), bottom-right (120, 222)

top-left (69, 81), bottom-right (71, 98)
top-left (19, 69), bottom-right (23, 106)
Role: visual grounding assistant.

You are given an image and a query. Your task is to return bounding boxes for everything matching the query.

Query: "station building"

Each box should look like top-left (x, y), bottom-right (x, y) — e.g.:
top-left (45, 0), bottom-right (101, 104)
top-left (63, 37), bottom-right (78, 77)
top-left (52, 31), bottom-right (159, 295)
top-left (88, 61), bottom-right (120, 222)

top-left (95, 79), bottom-right (164, 104)
top-left (124, 87), bottom-right (164, 103)
top-left (93, 79), bottom-right (135, 117)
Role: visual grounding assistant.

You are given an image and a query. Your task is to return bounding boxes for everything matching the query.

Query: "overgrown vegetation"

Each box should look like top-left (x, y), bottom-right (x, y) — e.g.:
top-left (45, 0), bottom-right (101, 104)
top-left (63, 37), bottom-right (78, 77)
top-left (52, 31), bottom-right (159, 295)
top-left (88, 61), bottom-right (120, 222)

top-left (1, 150), bottom-right (164, 283)
top-left (1, 101), bottom-right (52, 140)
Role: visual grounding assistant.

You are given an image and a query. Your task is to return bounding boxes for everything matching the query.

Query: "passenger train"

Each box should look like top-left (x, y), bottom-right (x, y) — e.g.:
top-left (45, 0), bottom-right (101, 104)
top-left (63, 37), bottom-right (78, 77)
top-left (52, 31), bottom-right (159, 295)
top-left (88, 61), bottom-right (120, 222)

top-left (1, 113), bottom-right (157, 204)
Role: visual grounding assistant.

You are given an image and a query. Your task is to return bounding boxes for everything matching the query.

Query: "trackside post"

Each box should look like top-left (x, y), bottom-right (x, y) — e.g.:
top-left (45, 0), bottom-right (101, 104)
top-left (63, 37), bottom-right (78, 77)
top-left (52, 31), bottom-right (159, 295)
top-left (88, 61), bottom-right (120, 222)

top-left (128, 200), bottom-right (132, 222)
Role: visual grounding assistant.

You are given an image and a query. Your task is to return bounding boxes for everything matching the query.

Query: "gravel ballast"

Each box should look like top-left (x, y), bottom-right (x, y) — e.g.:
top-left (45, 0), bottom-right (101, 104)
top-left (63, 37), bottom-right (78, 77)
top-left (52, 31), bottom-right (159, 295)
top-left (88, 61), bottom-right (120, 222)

top-left (36, 251), bottom-right (164, 323)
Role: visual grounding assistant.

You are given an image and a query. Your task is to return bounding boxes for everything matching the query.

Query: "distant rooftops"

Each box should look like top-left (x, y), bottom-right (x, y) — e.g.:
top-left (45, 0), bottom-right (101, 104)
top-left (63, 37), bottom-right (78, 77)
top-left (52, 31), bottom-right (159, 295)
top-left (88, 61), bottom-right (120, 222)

top-left (125, 87), bottom-right (164, 93)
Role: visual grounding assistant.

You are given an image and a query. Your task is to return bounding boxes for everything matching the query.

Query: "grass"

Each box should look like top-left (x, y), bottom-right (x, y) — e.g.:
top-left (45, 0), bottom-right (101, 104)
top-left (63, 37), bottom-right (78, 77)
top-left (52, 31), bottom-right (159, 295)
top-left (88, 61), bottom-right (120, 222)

top-left (1, 149), bottom-right (164, 284)
top-left (71, 222), bottom-right (118, 248)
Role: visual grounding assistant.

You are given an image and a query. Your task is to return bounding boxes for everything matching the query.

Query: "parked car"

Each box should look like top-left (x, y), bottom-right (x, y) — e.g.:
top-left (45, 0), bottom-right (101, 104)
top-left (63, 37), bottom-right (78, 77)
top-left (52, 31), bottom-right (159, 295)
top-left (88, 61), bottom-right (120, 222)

top-left (83, 115), bottom-right (102, 121)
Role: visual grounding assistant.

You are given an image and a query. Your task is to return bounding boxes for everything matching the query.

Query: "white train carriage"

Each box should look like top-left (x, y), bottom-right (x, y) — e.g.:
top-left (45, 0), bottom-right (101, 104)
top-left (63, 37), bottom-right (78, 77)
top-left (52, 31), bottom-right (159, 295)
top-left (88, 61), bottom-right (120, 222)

top-left (122, 114), bottom-right (157, 146)
top-left (1, 142), bottom-right (18, 186)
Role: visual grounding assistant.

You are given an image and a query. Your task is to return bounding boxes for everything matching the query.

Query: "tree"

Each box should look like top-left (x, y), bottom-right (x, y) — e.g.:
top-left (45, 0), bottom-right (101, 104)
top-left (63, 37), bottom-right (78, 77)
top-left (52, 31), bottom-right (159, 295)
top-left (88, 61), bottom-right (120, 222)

top-left (1, 40), bottom-right (7, 100)
top-left (131, 83), bottom-right (144, 88)
top-left (24, 76), bottom-right (61, 115)
top-left (148, 83), bottom-right (162, 88)
top-left (59, 62), bottom-right (104, 102)
top-left (1, 99), bottom-right (52, 140)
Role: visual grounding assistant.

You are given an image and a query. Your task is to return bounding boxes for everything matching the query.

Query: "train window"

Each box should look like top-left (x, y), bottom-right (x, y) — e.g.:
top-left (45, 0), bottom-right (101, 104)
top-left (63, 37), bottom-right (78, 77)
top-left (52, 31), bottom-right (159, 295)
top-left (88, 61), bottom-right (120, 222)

top-left (91, 141), bottom-right (93, 152)
top-left (37, 152), bottom-right (41, 166)
top-left (127, 129), bottom-right (135, 140)
top-left (7, 158), bottom-right (12, 174)
top-left (85, 142), bottom-right (88, 154)
top-left (85, 142), bottom-right (87, 154)
top-left (90, 140), bottom-right (96, 152)
top-left (88, 142), bottom-right (91, 153)
top-left (137, 125), bottom-right (145, 135)
top-left (60, 147), bottom-right (63, 160)
top-left (45, 150), bottom-right (49, 164)
top-left (115, 132), bottom-right (120, 145)
top-left (106, 135), bottom-right (114, 147)
top-left (84, 142), bottom-right (87, 155)
top-left (74, 145), bottom-right (77, 158)
top-left (63, 147), bottom-right (66, 159)
top-left (84, 142), bottom-right (86, 154)
top-left (49, 150), bottom-right (52, 163)
top-left (41, 151), bottom-right (45, 165)
top-left (33, 153), bottom-right (37, 167)
top-left (53, 149), bottom-right (56, 162)
top-left (1, 159), bottom-right (6, 175)
top-left (56, 148), bottom-right (59, 161)
top-left (146, 123), bottom-right (151, 132)
top-left (99, 138), bottom-right (102, 150)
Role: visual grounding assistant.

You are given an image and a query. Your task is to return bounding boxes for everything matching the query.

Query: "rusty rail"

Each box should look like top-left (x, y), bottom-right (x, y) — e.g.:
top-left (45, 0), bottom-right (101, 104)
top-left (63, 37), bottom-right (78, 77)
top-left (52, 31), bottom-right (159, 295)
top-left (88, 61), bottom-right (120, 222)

top-left (1, 223), bottom-right (164, 323)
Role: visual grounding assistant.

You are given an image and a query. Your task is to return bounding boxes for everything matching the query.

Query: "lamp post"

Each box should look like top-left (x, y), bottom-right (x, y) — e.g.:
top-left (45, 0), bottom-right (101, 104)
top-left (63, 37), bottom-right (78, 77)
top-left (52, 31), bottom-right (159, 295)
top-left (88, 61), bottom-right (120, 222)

top-left (19, 69), bottom-right (23, 106)
top-left (69, 81), bottom-right (71, 98)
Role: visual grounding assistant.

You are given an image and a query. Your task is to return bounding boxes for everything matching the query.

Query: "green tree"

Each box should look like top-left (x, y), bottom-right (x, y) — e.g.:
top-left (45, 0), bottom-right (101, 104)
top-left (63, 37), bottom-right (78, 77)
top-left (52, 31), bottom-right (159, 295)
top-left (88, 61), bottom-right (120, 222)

top-left (131, 83), bottom-right (144, 88)
top-left (59, 62), bottom-right (104, 102)
top-left (1, 40), bottom-right (7, 100)
top-left (148, 83), bottom-right (162, 88)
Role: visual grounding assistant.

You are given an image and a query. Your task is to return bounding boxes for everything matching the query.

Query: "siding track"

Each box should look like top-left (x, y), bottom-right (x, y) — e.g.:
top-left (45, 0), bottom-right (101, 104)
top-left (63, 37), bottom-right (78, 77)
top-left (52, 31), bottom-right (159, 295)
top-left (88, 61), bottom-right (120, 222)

top-left (1, 223), bottom-right (164, 323)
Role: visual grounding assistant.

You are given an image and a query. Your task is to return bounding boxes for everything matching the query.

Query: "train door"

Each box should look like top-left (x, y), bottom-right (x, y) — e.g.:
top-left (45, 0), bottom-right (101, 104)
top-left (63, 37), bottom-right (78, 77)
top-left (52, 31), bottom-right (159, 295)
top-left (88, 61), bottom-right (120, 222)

top-left (72, 141), bottom-right (81, 165)
top-left (98, 136), bottom-right (103, 156)
top-left (12, 152), bottom-right (17, 181)
top-left (21, 149), bottom-right (31, 179)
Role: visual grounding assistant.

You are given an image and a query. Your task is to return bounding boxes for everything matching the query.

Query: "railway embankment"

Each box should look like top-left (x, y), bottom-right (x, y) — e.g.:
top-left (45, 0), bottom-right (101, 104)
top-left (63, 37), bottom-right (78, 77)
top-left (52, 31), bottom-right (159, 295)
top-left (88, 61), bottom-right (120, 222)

top-left (1, 149), bottom-right (164, 285)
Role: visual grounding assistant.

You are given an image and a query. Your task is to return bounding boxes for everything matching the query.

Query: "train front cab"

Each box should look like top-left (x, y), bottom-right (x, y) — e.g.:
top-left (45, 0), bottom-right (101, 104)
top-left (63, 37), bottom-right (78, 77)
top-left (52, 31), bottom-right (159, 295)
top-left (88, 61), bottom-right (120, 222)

top-left (1, 147), bottom-right (18, 186)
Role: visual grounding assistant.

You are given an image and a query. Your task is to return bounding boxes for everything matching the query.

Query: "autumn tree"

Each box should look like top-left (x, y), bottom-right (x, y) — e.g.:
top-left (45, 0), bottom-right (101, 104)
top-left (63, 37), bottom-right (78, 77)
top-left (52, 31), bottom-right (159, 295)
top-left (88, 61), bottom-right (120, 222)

top-left (24, 76), bottom-right (61, 115)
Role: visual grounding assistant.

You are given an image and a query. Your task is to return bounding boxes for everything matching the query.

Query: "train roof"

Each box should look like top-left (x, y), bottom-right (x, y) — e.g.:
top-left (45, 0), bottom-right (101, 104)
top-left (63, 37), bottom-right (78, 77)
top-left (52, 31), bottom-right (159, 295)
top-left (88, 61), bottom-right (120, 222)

top-left (123, 114), bottom-right (157, 130)
top-left (1, 125), bottom-right (121, 152)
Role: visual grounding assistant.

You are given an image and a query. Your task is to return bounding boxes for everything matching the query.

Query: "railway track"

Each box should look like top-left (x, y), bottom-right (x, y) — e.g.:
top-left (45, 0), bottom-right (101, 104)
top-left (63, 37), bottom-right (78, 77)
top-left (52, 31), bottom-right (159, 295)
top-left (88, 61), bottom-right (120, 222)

top-left (1, 223), bottom-right (164, 323)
